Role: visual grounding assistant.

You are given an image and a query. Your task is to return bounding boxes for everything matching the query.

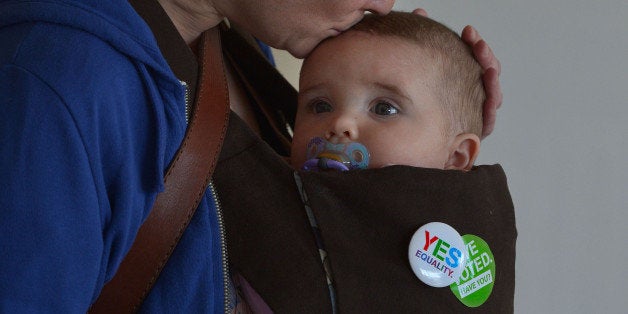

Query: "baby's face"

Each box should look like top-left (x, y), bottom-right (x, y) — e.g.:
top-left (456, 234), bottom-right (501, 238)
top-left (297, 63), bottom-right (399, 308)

top-left (291, 32), bottom-right (453, 169)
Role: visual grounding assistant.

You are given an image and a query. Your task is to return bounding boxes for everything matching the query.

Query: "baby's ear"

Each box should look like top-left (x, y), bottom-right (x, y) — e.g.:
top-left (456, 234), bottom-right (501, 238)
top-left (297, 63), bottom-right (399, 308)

top-left (444, 133), bottom-right (481, 171)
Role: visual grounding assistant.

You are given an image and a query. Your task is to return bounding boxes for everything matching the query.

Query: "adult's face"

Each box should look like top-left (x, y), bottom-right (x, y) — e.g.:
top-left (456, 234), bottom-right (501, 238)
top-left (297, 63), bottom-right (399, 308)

top-left (218, 0), bottom-right (395, 58)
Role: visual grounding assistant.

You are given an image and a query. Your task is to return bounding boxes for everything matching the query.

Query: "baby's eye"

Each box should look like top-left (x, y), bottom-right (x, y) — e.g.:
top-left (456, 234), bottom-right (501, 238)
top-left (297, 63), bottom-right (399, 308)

top-left (311, 100), bottom-right (333, 113)
top-left (370, 101), bottom-right (399, 116)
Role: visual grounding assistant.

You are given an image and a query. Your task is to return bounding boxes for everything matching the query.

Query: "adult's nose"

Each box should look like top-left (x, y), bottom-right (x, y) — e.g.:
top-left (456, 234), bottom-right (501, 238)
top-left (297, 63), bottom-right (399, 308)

top-left (363, 0), bottom-right (395, 15)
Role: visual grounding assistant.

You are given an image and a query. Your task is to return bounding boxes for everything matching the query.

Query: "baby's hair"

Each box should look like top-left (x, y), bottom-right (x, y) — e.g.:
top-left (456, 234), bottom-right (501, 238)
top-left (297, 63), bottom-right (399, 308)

top-left (351, 12), bottom-right (485, 137)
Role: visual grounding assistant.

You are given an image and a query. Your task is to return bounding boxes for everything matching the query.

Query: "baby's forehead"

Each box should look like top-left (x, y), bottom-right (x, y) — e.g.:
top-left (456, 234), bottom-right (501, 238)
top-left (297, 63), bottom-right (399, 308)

top-left (324, 30), bottom-right (416, 49)
top-left (306, 31), bottom-right (432, 66)
top-left (302, 31), bottom-right (438, 79)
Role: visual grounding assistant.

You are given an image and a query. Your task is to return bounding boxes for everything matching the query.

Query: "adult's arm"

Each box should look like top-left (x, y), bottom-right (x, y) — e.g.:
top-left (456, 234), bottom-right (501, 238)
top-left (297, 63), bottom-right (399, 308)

top-left (0, 28), bottom-right (161, 311)
top-left (0, 65), bottom-right (105, 312)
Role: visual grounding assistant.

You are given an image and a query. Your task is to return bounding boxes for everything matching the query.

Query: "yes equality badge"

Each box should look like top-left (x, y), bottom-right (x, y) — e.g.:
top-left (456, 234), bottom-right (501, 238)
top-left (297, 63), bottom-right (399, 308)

top-left (407, 222), bottom-right (466, 287)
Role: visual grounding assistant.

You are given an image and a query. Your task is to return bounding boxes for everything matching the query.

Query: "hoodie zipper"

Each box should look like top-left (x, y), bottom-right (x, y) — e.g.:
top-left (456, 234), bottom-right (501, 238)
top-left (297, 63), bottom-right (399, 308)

top-left (209, 181), bottom-right (230, 312)
top-left (182, 81), bottom-right (191, 123)
top-left (182, 81), bottom-right (230, 312)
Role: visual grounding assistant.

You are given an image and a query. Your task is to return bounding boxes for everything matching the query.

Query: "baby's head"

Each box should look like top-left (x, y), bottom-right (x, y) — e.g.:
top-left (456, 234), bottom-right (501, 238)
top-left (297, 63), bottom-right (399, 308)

top-left (291, 12), bottom-right (485, 171)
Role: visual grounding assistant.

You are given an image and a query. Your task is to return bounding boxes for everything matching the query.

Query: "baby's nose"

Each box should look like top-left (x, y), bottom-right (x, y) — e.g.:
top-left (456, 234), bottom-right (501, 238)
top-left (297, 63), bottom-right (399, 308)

top-left (325, 116), bottom-right (359, 142)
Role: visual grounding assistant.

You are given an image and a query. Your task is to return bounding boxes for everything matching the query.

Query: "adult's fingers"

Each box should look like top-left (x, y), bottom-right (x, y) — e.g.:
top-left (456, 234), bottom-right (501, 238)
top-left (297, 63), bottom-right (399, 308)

top-left (411, 8), bottom-right (428, 17)
top-left (461, 25), bottom-right (502, 138)
top-left (462, 26), bottom-right (501, 75)
top-left (481, 67), bottom-right (501, 139)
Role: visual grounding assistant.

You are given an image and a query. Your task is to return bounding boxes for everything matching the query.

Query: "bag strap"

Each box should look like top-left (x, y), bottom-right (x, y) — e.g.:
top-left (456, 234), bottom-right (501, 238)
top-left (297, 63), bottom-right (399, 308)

top-left (221, 27), bottom-right (297, 156)
top-left (90, 27), bottom-right (230, 313)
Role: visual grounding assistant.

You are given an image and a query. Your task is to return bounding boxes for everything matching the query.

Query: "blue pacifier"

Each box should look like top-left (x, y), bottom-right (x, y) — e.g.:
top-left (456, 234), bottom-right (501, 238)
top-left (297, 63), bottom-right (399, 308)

top-left (302, 137), bottom-right (370, 171)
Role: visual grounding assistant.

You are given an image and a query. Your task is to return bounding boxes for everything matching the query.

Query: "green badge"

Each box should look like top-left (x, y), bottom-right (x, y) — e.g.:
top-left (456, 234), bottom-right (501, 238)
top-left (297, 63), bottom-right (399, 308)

top-left (449, 235), bottom-right (495, 307)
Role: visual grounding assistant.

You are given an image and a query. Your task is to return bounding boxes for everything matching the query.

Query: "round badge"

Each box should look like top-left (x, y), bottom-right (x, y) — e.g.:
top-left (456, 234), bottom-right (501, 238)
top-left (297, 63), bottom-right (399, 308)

top-left (407, 222), bottom-right (466, 287)
top-left (449, 234), bottom-right (496, 307)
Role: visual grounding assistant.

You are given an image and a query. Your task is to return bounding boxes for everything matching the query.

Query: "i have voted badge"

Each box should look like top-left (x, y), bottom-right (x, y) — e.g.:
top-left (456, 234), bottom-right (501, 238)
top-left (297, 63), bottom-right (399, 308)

top-left (408, 222), bottom-right (466, 287)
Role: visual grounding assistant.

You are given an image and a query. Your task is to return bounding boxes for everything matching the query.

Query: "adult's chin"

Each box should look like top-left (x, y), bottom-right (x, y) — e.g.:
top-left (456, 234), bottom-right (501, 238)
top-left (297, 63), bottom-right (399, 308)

top-left (285, 43), bottom-right (315, 59)
top-left (284, 34), bottom-right (332, 59)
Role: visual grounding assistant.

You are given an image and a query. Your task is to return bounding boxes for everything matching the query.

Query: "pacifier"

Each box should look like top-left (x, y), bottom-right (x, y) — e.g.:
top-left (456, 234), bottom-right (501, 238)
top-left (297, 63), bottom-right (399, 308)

top-left (301, 137), bottom-right (370, 171)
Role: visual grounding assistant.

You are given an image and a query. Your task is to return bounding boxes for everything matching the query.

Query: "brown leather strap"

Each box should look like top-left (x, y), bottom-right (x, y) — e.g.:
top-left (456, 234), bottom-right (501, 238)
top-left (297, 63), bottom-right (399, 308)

top-left (90, 27), bottom-right (230, 313)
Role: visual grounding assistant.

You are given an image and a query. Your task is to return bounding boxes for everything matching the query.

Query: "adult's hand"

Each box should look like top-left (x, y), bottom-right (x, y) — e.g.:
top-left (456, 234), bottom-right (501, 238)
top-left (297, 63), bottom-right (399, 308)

top-left (462, 25), bottom-right (502, 138)
top-left (413, 9), bottom-right (502, 139)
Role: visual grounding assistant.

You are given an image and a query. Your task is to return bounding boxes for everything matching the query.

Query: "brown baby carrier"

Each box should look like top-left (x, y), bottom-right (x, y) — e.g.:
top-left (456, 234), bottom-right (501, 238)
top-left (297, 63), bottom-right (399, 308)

top-left (214, 26), bottom-right (517, 313)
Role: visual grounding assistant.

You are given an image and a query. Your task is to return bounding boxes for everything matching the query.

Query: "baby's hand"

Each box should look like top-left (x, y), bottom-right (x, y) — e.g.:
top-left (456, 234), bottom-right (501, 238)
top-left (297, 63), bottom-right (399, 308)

top-left (412, 9), bottom-right (503, 139)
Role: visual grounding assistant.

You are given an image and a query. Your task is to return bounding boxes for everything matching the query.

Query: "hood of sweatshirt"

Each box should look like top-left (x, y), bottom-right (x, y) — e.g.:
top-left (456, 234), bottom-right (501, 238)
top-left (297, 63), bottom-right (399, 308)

top-left (0, 0), bottom-right (176, 83)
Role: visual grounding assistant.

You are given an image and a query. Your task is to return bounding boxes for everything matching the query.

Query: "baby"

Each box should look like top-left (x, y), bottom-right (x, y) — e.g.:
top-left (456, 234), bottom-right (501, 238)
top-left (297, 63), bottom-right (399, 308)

top-left (291, 11), bottom-right (485, 172)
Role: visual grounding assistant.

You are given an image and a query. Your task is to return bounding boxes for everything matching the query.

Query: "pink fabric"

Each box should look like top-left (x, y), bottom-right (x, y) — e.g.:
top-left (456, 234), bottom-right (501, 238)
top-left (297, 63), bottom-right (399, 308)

top-left (232, 272), bottom-right (274, 314)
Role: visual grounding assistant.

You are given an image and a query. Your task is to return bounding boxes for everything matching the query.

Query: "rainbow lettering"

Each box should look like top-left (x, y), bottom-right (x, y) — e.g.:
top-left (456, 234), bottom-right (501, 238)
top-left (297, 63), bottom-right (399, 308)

top-left (414, 229), bottom-right (463, 278)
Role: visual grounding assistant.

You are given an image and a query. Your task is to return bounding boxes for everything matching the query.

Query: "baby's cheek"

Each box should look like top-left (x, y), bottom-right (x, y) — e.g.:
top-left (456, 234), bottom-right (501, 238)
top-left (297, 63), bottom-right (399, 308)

top-left (367, 149), bottom-right (439, 170)
top-left (289, 140), bottom-right (307, 168)
top-left (367, 147), bottom-right (405, 168)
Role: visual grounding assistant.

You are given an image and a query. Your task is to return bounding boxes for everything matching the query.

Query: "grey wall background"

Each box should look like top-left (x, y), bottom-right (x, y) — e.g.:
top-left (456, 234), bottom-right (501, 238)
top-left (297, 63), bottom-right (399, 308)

top-left (272, 1), bottom-right (628, 313)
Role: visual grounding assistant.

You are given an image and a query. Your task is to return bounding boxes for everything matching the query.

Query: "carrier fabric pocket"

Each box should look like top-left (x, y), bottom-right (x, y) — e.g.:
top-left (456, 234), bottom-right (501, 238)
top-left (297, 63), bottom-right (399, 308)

top-left (214, 114), bottom-right (332, 313)
top-left (296, 165), bottom-right (516, 313)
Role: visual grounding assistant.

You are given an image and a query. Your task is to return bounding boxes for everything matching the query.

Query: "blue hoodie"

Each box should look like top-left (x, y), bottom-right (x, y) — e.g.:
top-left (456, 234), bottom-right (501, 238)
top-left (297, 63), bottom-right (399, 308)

top-left (0, 0), bottom-right (225, 312)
